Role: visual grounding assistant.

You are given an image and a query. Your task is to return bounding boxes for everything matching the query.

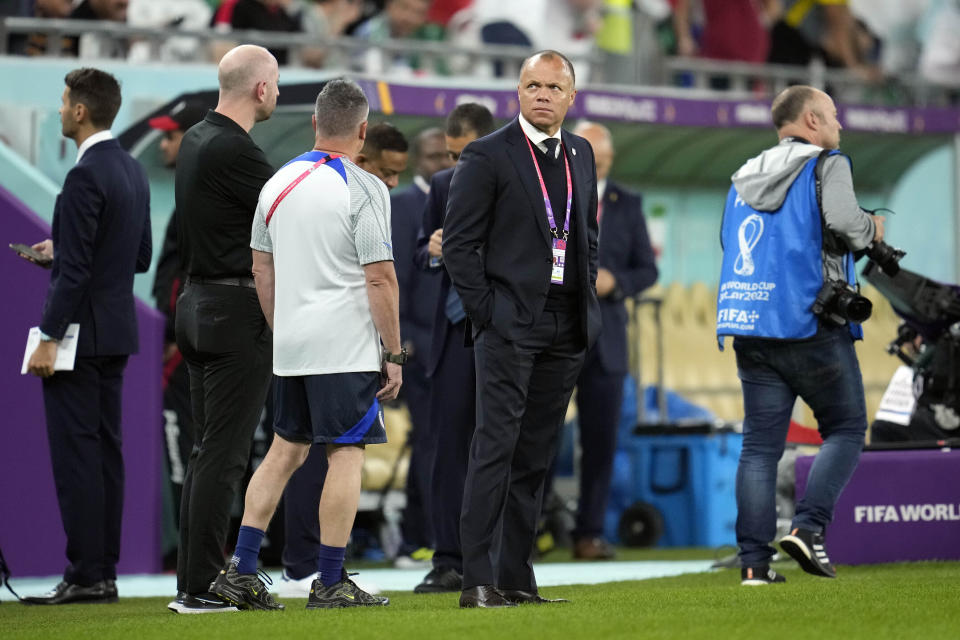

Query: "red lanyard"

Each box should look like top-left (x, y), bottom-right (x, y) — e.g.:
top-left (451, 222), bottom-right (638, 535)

top-left (265, 154), bottom-right (341, 227)
top-left (523, 135), bottom-right (572, 240)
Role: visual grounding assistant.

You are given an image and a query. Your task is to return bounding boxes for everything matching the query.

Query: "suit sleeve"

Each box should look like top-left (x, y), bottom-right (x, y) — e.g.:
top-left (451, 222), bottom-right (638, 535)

top-left (612, 192), bottom-right (658, 298)
top-left (40, 166), bottom-right (102, 340)
top-left (442, 143), bottom-right (497, 328)
top-left (585, 144), bottom-right (599, 288)
top-left (136, 184), bottom-right (153, 273)
top-left (414, 173), bottom-right (445, 271)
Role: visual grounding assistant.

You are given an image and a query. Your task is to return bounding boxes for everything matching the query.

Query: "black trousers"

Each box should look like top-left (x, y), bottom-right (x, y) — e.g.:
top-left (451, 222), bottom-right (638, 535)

top-left (572, 350), bottom-right (624, 539)
top-left (428, 321), bottom-right (475, 572)
top-left (400, 356), bottom-right (434, 550)
top-left (461, 309), bottom-right (585, 591)
top-left (42, 355), bottom-right (129, 586)
top-left (175, 282), bottom-right (272, 594)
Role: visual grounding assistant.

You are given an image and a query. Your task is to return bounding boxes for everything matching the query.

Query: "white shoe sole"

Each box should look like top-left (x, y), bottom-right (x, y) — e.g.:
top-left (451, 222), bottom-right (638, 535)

top-left (167, 600), bottom-right (240, 614)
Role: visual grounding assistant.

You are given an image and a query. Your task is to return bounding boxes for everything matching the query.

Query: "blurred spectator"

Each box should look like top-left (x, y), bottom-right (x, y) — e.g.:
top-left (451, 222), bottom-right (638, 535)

top-left (71, 0), bottom-right (130, 58)
top-left (447, 0), bottom-right (603, 80)
top-left (673, 0), bottom-right (779, 63)
top-left (300, 0), bottom-right (363, 68)
top-left (211, 0), bottom-right (303, 64)
top-left (127, 0), bottom-right (213, 63)
top-left (352, 0), bottom-right (446, 76)
top-left (595, 0), bottom-right (671, 84)
top-left (849, 0), bottom-right (926, 76)
top-left (6, 0), bottom-right (74, 56)
top-left (767, 0), bottom-right (880, 81)
top-left (919, 0), bottom-right (960, 88)
top-left (427, 0), bottom-right (471, 26)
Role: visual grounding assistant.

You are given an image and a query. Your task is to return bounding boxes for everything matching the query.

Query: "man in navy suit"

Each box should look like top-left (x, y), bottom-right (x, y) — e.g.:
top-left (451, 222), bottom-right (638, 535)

top-left (443, 51), bottom-right (601, 608)
top-left (384, 127), bottom-right (449, 561)
top-left (22, 67), bottom-right (152, 605)
top-left (567, 121), bottom-right (658, 560)
top-left (411, 103), bottom-right (495, 594)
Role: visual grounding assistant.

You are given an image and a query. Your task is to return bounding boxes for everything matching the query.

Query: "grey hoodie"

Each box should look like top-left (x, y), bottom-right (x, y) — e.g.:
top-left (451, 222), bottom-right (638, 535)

top-left (731, 137), bottom-right (875, 284)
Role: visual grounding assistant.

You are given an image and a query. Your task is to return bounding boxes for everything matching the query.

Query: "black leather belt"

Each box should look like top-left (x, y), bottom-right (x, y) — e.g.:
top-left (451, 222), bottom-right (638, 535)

top-left (187, 276), bottom-right (256, 289)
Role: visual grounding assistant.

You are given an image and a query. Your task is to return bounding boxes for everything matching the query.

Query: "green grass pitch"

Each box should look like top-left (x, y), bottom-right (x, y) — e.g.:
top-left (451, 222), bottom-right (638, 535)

top-left (3, 561), bottom-right (959, 640)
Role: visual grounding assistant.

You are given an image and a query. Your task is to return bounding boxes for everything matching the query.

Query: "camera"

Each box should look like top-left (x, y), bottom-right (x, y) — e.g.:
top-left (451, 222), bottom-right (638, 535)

top-left (861, 241), bottom-right (906, 276)
top-left (811, 280), bottom-right (873, 324)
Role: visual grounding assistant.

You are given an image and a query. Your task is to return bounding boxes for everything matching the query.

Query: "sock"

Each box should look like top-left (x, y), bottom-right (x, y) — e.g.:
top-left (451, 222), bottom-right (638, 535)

top-left (317, 544), bottom-right (346, 587)
top-left (233, 526), bottom-right (265, 575)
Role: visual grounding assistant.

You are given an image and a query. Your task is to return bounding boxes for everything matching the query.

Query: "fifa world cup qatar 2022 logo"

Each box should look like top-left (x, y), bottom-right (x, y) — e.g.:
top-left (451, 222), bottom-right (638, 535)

top-left (734, 213), bottom-right (764, 277)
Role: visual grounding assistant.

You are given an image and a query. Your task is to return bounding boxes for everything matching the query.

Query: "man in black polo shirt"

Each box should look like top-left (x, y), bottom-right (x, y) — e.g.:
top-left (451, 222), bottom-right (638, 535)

top-left (168, 44), bottom-right (279, 614)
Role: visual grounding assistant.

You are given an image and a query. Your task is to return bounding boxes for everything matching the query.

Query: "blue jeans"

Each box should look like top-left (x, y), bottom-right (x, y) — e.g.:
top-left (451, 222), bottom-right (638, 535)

top-left (733, 324), bottom-right (867, 568)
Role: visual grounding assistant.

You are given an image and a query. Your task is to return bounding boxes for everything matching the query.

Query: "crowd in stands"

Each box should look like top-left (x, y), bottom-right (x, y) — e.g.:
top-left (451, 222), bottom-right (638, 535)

top-left (2, 1), bottom-right (958, 94)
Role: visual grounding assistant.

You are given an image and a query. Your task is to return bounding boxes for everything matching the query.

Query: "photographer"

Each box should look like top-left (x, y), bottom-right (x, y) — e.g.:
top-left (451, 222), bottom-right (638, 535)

top-left (716, 85), bottom-right (884, 585)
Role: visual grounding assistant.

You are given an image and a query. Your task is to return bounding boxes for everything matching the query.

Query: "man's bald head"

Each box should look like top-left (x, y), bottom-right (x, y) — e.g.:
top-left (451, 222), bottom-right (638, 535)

top-left (573, 120), bottom-right (613, 181)
top-left (218, 45), bottom-right (277, 98)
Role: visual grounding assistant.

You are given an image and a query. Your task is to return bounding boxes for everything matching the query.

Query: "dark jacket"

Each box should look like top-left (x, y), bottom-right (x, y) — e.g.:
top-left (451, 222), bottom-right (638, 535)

top-left (41, 138), bottom-right (152, 356)
top-left (593, 181), bottom-right (658, 374)
top-left (442, 119), bottom-right (601, 346)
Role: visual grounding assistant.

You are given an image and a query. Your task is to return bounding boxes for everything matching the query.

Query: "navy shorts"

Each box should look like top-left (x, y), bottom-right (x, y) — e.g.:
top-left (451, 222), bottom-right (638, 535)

top-left (273, 372), bottom-right (387, 445)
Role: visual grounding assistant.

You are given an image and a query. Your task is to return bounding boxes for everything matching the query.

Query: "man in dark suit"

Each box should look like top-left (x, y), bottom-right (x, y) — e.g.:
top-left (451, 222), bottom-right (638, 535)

top-left (567, 121), bottom-right (658, 560)
top-left (22, 67), bottom-right (151, 605)
top-left (443, 51), bottom-right (601, 608)
top-left (411, 103), bottom-right (495, 594)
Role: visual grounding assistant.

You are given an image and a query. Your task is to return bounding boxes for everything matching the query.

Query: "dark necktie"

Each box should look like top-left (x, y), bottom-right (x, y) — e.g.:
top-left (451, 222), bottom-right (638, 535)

top-left (543, 138), bottom-right (560, 162)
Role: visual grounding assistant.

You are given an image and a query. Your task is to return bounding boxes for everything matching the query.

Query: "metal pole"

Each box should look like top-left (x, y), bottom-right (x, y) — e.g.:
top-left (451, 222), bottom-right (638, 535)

top-left (954, 132), bottom-right (960, 283)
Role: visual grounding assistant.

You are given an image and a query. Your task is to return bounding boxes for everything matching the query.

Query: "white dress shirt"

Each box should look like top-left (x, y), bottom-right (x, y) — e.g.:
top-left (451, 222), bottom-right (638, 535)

top-left (76, 130), bottom-right (114, 164)
top-left (519, 113), bottom-right (562, 159)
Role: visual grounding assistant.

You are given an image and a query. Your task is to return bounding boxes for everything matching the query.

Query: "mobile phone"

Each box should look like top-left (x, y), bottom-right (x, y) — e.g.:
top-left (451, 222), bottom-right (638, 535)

top-left (10, 243), bottom-right (53, 268)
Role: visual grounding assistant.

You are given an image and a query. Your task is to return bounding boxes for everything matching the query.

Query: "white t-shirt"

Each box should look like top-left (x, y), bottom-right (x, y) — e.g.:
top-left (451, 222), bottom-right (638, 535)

top-left (251, 152), bottom-right (393, 376)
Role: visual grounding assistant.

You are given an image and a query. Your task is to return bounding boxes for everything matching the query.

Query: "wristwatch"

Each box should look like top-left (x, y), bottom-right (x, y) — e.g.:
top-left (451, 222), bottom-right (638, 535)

top-left (382, 347), bottom-right (408, 365)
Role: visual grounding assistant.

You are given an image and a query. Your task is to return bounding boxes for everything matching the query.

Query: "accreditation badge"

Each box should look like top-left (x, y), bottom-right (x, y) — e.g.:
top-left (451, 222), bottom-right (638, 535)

top-left (551, 237), bottom-right (567, 285)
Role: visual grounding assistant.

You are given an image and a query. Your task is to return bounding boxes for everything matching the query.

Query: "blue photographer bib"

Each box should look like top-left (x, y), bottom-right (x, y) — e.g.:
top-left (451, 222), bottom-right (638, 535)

top-left (716, 152), bottom-right (860, 349)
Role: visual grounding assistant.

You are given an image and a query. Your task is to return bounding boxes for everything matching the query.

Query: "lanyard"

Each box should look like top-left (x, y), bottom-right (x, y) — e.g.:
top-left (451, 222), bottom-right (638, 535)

top-left (265, 153), bottom-right (341, 227)
top-left (523, 135), bottom-right (572, 241)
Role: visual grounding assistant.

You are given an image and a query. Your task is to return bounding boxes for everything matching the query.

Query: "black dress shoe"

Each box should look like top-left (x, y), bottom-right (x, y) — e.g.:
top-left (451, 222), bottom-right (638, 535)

top-left (499, 589), bottom-right (569, 604)
top-left (414, 566), bottom-right (463, 593)
top-left (459, 585), bottom-right (517, 608)
top-left (22, 580), bottom-right (117, 605)
top-left (105, 579), bottom-right (118, 599)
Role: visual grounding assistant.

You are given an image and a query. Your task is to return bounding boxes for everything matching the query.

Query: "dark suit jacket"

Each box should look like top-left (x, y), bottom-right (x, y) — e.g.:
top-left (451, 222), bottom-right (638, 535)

top-left (41, 138), bottom-right (152, 357)
top-left (414, 167), bottom-right (455, 377)
top-left (593, 181), bottom-right (658, 374)
top-left (391, 182), bottom-right (441, 361)
top-left (442, 119), bottom-right (601, 346)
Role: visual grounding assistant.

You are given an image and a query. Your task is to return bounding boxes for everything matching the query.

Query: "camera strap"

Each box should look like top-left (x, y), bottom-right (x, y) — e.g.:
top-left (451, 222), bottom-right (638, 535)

top-left (814, 150), bottom-right (852, 259)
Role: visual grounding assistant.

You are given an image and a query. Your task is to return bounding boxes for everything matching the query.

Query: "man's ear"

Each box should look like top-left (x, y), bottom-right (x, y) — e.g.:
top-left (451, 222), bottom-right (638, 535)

top-left (255, 80), bottom-right (266, 103)
top-left (73, 101), bottom-right (87, 125)
top-left (358, 120), bottom-right (368, 143)
top-left (312, 113), bottom-right (317, 133)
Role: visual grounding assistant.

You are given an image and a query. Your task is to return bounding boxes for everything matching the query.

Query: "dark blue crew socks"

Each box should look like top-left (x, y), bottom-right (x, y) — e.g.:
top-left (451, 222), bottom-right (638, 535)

top-left (317, 544), bottom-right (346, 587)
top-left (233, 525), bottom-right (265, 575)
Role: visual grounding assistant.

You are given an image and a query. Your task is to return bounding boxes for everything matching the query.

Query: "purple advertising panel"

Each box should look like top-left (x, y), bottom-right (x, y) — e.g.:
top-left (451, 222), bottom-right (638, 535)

top-left (0, 185), bottom-right (163, 577)
top-left (795, 449), bottom-right (960, 565)
top-left (369, 80), bottom-right (960, 134)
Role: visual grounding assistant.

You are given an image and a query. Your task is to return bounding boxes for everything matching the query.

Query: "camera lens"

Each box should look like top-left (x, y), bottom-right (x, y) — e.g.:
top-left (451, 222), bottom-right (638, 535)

top-left (837, 293), bottom-right (873, 323)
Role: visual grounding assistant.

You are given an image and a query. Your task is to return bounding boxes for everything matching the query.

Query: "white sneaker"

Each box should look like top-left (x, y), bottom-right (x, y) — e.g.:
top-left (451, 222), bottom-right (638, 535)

top-left (274, 570), bottom-right (381, 597)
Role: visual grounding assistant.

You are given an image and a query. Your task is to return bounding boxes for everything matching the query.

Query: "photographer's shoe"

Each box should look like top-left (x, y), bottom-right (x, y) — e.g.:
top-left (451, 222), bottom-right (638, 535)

top-left (306, 572), bottom-right (389, 609)
top-left (740, 566), bottom-right (786, 585)
top-left (211, 560), bottom-right (284, 610)
top-left (779, 527), bottom-right (836, 578)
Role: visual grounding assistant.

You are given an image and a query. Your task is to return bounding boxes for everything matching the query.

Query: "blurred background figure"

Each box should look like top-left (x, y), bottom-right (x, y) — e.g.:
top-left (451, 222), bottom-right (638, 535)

top-left (127, 0), bottom-right (213, 63)
top-left (147, 100), bottom-right (211, 568)
top-left (353, 0), bottom-right (445, 76)
top-left (210, 0), bottom-right (304, 65)
top-left (387, 126), bottom-right (451, 567)
top-left (300, 0), bottom-right (363, 68)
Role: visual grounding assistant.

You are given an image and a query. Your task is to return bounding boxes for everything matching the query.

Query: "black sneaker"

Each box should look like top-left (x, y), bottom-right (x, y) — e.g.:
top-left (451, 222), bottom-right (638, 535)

top-left (414, 566), bottom-right (463, 594)
top-left (740, 566), bottom-right (786, 585)
top-left (167, 591), bottom-right (240, 614)
top-left (779, 527), bottom-right (836, 578)
top-left (307, 573), bottom-right (389, 609)
top-left (211, 561), bottom-right (285, 611)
